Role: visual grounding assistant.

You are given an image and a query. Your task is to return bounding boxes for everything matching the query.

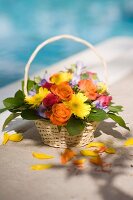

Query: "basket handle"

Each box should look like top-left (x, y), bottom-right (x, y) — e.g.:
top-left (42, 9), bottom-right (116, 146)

top-left (24, 34), bottom-right (108, 96)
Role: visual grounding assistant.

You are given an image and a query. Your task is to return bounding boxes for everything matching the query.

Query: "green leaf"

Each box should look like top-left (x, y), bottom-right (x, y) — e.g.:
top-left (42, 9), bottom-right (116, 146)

top-left (3, 90), bottom-right (25, 110)
top-left (81, 73), bottom-right (89, 80)
top-left (15, 90), bottom-right (25, 101)
top-left (108, 105), bottom-right (123, 113)
top-left (3, 98), bottom-right (20, 109)
top-left (28, 80), bottom-right (36, 91)
top-left (0, 107), bottom-right (7, 114)
top-left (21, 109), bottom-right (41, 120)
top-left (15, 90), bottom-right (25, 107)
top-left (65, 117), bottom-right (85, 136)
top-left (22, 79), bottom-right (36, 92)
top-left (73, 85), bottom-right (80, 93)
top-left (108, 113), bottom-right (130, 131)
top-left (2, 113), bottom-right (20, 131)
top-left (88, 109), bottom-right (108, 122)
top-left (34, 84), bottom-right (40, 92)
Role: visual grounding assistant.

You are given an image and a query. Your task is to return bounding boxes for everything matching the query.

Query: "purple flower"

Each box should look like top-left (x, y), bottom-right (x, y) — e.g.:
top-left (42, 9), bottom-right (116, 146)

top-left (76, 61), bottom-right (85, 75)
top-left (38, 71), bottom-right (50, 87)
top-left (37, 104), bottom-right (47, 118)
top-left (28, 90), bottom-right (36, 96)
top-left (71, 61), bottom-right (85, 86)
top-left (71, 74), bottom-right (80, 86)
top-left (38, 79), bottom-right (47, 86)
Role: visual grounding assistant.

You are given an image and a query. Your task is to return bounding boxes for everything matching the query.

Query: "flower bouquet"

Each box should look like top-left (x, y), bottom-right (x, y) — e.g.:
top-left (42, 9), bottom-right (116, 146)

top-left (0, 35), bottom-right (129, 148)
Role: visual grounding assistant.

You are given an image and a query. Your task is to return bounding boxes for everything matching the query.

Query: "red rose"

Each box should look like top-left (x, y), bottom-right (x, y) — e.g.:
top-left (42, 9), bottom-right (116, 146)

top-left (43, 93), bottom-right (59, 107)
top-left (42, 82), bottom-right (53, 90)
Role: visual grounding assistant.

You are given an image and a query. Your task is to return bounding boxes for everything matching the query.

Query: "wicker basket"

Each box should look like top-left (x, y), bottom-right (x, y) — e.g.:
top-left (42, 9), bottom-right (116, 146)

top-left (35, 120), bottom-right (99, 148)
top-left (23, 34), bottom-right (107, 148)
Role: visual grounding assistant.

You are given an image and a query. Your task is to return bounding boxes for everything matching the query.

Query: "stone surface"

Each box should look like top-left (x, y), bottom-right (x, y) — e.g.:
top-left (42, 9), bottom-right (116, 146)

top-left (0, 37), bottom-right (133, 200)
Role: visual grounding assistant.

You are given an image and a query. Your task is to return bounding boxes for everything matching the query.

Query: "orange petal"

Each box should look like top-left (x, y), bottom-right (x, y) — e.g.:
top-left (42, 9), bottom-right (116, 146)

top-left (73, 158), bottom-right (86, 168)
top-left (89, 156), bottom-right (103, 166)
top-left (61, 149), bottom-right (76, 164)
top-left (97, 146), bottom-right (107, 153)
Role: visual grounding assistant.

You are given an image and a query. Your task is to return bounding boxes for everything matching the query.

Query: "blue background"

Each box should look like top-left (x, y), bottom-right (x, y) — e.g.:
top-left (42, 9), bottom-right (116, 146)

top-left (0, 0), bottom-right (133, 87)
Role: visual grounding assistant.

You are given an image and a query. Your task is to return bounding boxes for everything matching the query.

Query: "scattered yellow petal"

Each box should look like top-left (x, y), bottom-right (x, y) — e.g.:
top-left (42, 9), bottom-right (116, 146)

top-left (124, 138), bottom-right (133, 147)
top-left (86, 142), bottom-right (106, 148)
top-left (32, 152), bottom-right (54, 159)
top-left (89, 156), bottom-right (103, 166)
top-left (80, 149), bottom-right (99, 157)
top-left (2, 133), bottom-right (9, 145)
top-left (9, 133), bottom-right (23, 142)
top-left (31, 164), bottom-right (53, 170)
top-left (105, 147), bottom-right (116, 154)
top-left (61, 149), bottom-right (76, 164)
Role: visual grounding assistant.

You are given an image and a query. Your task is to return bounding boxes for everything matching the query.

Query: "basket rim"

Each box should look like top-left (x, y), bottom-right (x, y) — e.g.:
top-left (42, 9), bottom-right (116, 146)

top-left (34, 119), bottom-right (100, 126)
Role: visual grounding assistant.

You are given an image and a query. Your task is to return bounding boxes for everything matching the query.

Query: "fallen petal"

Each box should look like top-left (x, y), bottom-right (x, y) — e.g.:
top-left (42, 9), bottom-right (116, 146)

top-left (97, 146), bottom-right (107, 153)
top-left (87, 142), bottom-right (106, 148)
top-left (61, 149), bottom-right (76, 164)
top-left (105, 147), bottom-right (116, 154)
top-left (124, 138), bottom-right (133, 146)
top-left (80, 149), bottom-right (99, 157)
top-left (32, 152), bottom-right (54, 159)
top-left (2, 133), bottom-right (9, 145)
top-left (73, 158), bottom-right (86, 168)
top-left (31, 164), bottom-right (53, 170)
top-left (89, 156), bottom-right (103, 166)
top-left (9, 133), bottom-right (23, 142)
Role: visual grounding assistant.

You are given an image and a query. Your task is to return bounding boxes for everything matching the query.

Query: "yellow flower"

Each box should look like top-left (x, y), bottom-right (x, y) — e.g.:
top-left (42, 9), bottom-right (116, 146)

top-left (25, 87), bottom-right (50, 107)
top-left (50, 72), bottom-right (72, 85)
top-left (64, 93), bottom-right (91, 119)
top-left (97, 82), bottom-right (107, 94)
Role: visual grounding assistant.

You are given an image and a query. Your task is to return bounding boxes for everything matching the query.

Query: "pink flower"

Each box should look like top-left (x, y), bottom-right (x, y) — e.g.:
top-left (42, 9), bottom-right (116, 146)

top-left (43, 93), bottom-right (59, 107)
top-left (94, 95), bottom-right (112, 110)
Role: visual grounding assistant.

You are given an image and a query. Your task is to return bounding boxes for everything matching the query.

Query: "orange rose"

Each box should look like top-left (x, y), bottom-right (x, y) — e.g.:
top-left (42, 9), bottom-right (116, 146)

top-left (78, 79), bottom-right (97, 100)
top-left (51, 82), bottom-right (73, 101)
top-left (50, 103), bottom-right (72, 126)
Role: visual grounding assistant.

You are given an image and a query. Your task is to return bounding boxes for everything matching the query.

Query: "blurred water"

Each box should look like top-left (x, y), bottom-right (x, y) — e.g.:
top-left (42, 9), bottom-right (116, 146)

top-left (0, 0), bottom-right (133, 87)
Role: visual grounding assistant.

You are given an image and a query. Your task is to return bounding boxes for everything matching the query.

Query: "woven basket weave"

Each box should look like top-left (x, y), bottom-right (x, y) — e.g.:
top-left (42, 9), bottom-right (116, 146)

top-left (35, 120), bottom-right (99, 148)
top-left (23, 34), bottom-right (107, 148)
